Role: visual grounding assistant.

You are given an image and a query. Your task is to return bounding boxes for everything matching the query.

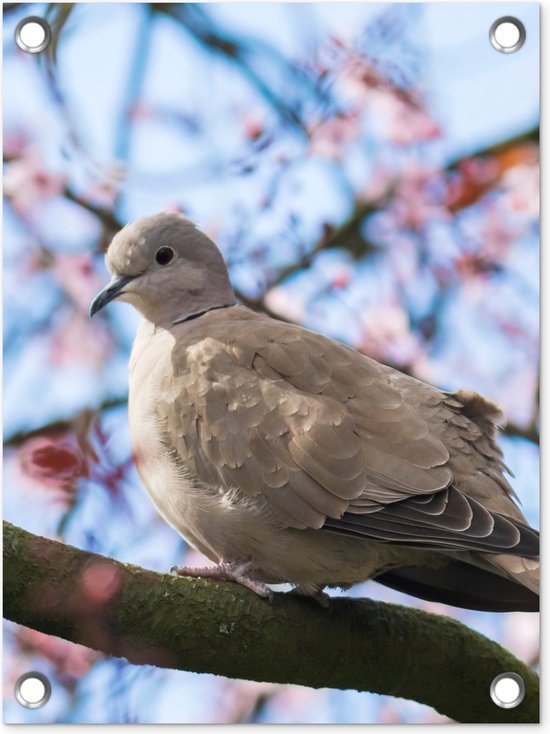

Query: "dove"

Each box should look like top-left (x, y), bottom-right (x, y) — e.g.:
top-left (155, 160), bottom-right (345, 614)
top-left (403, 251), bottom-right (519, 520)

top-left (90, 212), bottom-right (539, 611)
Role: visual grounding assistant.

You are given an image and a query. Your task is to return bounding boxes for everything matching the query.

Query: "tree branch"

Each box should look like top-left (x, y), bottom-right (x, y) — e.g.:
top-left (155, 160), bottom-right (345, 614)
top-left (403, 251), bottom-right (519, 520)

top-left (3, 397), bottom-right (128, 449)
top-left (3, 521), bottom-right (538, 723)
top-left (63, 185), bottom-right (122, 235)
top-left (502, 421), bottom-right (540, 445)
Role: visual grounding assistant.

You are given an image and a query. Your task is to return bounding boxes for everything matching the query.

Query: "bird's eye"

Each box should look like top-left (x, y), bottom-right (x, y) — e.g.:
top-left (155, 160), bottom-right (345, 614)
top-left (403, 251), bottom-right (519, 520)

top-left (155, 246), bottom-right (175, 266)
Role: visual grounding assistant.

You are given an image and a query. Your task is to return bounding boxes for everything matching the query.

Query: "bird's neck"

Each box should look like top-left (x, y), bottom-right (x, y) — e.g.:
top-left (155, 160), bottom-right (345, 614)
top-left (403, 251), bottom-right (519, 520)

top-left (172, 301), bottom-right (235, 325)
top-left (170, 278), bottom-right (237, 326)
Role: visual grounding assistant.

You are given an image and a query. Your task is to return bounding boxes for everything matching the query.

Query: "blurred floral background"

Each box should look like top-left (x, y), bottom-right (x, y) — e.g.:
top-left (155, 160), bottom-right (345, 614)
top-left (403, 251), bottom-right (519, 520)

top-left (3, 1), bottom-right (539, 724)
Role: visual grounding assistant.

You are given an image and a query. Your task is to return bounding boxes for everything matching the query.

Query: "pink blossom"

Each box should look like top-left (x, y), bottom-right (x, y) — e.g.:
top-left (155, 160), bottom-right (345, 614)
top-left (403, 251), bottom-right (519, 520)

top-left (85, 181), bottom-right (118, 208)
top-left (406, 350), bottom-right (436, 383)
top-left (242, 115), bottom-right (264, 141)
top-left (272, 685), bottom-right (330, 721)
top-left (337, 50), bottom-right (383, 102)
top-left (264, 286), bottom-right (305, 322)
top-left (51, 252), bottom-right (105, 313)
top-left (3, 131), bottom-right (29, 158)
top-left (335, 48), bottom-right (440, 146)
top-left (502, 613), bottom-right (539, 664)
top-left (3, 149), bottom-right (66, 214)
top-left (129, 103), bottom-right (154, 121)
top-left (359, 303), bottom-right (422, 366)
top-left (362, 166), bottom-right (394, 202)
top-left (308, 112), bottom-right (360, 159)
top-left (50, 311), bottom-right (114, 370)
top-left (497, 364), bottom-right (539, 426)
top-left (379, 704), bottom-right (404, 724)
top-left (445, 158), bottom-right (500, 212)
top-left (18, 434), bottom-right (89, 496)
top-left (501, 162), bottom-right (540, 218)
top-left (459, 157), bottom-right (500, 186)
top-left (331, 268), bottom-right (350, 289)
top-left (16, 627), bottom-right (100, 680)
top-left (479, 205), bottom-right (516, 260)
top-left (164, 202), bottom-right (186, 214)
top-left (453, 252), bottom-right (495, 281)
top-left (389, 165), bottom-right (445, 230)
top-left (390, 104), bottom-right (441, 145)
top-left (371, 89), bottom-right (441, 145)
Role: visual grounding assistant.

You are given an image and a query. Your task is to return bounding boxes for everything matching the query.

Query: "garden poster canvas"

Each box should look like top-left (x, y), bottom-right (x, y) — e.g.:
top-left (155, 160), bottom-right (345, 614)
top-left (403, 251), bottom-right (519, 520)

top-left (3, 2), bottom-right (540, 725)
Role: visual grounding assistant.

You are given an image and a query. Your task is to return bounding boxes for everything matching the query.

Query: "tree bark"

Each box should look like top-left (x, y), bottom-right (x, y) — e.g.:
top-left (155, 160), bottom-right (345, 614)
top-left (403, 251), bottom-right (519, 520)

top-left (3, 521), bottom-right (539, 723)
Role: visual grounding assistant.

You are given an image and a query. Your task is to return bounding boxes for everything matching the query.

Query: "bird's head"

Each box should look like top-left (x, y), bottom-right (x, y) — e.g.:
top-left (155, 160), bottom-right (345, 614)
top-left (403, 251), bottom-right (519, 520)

top-left (90, 212), bottom-right (236, 326)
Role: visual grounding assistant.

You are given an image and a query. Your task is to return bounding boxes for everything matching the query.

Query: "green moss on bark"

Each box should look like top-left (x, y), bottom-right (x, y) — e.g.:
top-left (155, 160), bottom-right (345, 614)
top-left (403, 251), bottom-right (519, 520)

top-left (3, 521), bottom-right (539, 722)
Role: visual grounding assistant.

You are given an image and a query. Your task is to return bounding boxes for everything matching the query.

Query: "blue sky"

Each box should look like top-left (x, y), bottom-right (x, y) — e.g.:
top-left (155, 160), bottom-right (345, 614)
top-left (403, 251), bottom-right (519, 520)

top-left (3, 2), bottom-right (540, 724)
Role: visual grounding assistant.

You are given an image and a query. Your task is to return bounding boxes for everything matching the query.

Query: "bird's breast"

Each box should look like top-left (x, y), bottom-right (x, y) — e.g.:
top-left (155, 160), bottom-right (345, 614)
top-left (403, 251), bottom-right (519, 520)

top-left (128, 325), bottom-right (212, 556)
top-left (127, 325), bottom-right (274, 563)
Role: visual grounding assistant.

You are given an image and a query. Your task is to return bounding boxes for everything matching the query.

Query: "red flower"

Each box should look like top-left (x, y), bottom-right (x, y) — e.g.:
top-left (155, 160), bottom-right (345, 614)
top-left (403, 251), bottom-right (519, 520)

top-left (18, 435), bottom-right (89, 494)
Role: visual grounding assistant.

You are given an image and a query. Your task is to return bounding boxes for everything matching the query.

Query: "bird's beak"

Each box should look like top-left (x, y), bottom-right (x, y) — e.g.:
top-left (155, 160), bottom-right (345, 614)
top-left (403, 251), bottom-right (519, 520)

top-left (90, 274), bottom-right (136, 318)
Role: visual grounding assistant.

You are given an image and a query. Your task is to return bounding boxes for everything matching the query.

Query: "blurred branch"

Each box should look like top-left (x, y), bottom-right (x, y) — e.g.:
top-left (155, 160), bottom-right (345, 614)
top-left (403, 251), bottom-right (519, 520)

top-left (45, 3), bottom-right (76, 66)
top-left (235, 201), bottom-right (381, 314)
top-left (63, 185), bottom-right (122, 233)
top-left (3, 3), bottom-right (26, 13)
top-left (152, 3), bottom-right (312, 132)
top-left (4, 521), bottom-right (539, 724)
top-left (115, 5), bottom-right (154, 166)
top-left (3, 397), bottom-right (127, 449)
top-left (239, 126), bottom-right (539, 316)
top-left (502, 421), bottom-right (539, 445)
top-left (3, 152), bottom-right (121, 237)
top-left (447, 127), bottom-right (539, 170)
top-left (40, 5), bottom-right (91, 165)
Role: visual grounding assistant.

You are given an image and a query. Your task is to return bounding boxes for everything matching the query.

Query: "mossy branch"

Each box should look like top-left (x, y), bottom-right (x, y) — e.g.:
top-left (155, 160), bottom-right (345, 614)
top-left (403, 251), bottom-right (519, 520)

top-left (3, 521), bottom-right (538, 723)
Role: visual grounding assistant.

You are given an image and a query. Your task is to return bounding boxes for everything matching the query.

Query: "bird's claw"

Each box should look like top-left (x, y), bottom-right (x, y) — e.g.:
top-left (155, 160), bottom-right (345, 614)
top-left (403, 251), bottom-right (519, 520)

top-left (171, 562), bottom-right (273, 600)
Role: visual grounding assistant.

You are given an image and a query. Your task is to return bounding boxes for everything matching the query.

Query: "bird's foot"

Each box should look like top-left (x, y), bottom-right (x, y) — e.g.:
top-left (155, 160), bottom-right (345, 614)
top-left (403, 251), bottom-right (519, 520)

top-left (171, 562), bottom-right (273, 600)
top-left (290, 584), bottom-right (331, 608)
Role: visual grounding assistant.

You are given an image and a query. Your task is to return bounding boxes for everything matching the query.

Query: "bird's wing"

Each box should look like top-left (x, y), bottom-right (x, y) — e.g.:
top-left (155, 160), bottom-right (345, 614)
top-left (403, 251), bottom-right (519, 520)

top-left (157, 307), bottom-right (537, 556)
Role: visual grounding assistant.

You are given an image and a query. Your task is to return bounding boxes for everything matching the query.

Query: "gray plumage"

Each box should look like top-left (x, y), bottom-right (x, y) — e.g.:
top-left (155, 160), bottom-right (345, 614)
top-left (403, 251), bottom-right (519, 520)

top-left (91, 212), bottom-right (539, 612)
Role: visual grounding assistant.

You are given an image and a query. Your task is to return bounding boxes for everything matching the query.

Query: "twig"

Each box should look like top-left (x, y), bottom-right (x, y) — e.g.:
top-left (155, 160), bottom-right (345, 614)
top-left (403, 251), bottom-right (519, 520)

top-left (3, 397), bottom-right (128, 449)
top-left (63, 186), bottom-right (122, 233)
top-left (502, 421), bottom-right (540, 445)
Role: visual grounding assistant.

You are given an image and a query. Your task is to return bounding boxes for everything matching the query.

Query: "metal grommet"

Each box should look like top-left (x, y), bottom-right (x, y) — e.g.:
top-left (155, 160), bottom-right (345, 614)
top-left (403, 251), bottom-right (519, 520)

top-left (14, 672), bottom-right (51, 709)
top-left (14, 16), bottom-right (51, 54)
top-left (489, 16), bottom-right (526, 54)
top-left (490, 672), bottom-right (525, 709)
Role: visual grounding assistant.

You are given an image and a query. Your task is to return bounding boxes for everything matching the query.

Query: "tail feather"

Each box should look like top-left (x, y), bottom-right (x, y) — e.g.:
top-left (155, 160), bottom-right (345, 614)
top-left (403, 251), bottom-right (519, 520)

top-left (485, 553), bottom-right (539, 594)
top-left (375, 558), bottom-right (539, 612)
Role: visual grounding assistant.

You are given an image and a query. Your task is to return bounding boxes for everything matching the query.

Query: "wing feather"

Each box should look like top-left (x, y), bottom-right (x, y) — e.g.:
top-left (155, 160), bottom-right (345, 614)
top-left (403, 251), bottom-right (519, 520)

top-left (156, 307), bottom-right (538, 556)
